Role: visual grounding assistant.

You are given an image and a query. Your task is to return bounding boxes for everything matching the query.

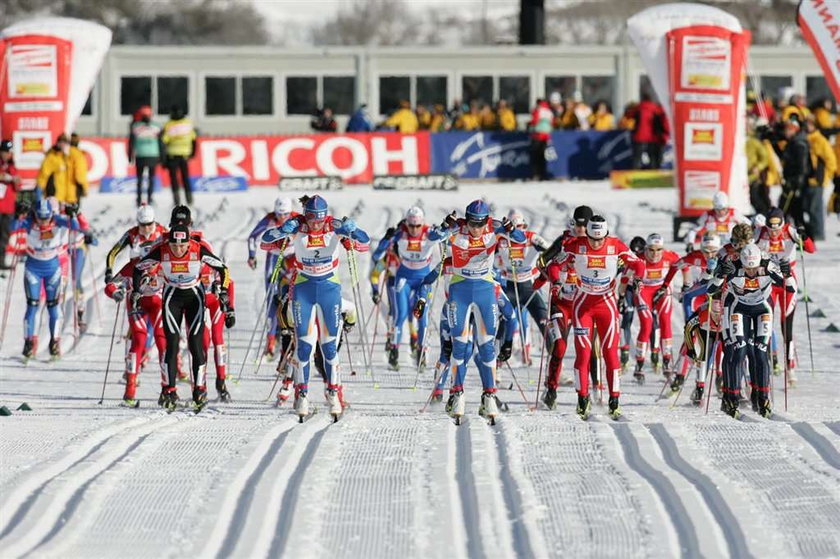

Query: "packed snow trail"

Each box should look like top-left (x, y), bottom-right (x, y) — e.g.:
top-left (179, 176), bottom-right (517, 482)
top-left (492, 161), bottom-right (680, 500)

top-left (1, 182), bottom-right (839, 558)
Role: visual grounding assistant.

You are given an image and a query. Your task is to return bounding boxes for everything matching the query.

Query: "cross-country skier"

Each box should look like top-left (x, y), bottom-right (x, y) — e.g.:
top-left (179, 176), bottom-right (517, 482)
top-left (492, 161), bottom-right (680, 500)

top-left (679, 295), bottom-right (723, 405)
top-left (247, 197), bottom-right (299, 358)
top-left (552, 215), bottom-right (644, 419)
top-left (709, 243), bottom-right (791, 418)
top-left (134, 225), bottom-right (233, 411)
top-left (684, 191), bottom-right (750, 251)
top-left (618, 236), bottom-right (646, 369)
top-left (105, 204), bottom-right (167, 284)
top-left (371, 206), bottom-right (447, 369)
top-left (104, 252), bottom-right (166, 406)
top-left (754, 207), bottom-right (815, 383)
top-left (496, 208), bottom-right (549, 364)
top-left (13, 199), bottom-right (82, 360)
top-left (631, 233), bottom-right (681, 381)
top-left (260, 195), bottom-right (369, 421)
top-left (436, 200), bottom-right (526, 424)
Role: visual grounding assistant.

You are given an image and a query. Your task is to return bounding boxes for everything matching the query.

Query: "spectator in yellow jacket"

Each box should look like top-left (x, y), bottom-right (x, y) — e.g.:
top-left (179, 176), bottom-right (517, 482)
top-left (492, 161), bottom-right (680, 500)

top-left (805, 118), bottom-right (835, 239)
top-left (618, 102), bottom-right (637, 131)
top-left (496, 100), bottom-right (517, 131)
top-left (746, 118), bottom-right (770, 214)
top-left (558, 99), bottom-right (580, 129)
top-left (588, 101), bottom-right (615, 131)
top-left (781, 93), bottom-right (811, 124)
top-left (383, 100), bottom-right (419, 133)
top-left (162, 105), bottom-right (197, 205)
top-left (454, 102), bottom-right (481, 131)
top-left (68, 133), bottom-right (89, 204)
top-left (812, 98), bottom-right (835, 132)
top-left (416, 105), bottom-right (432, 130)
top-left (36, 133), bottom-right (73, 203)
top-left (479, 104), bottom-right (496, 130)
top-left (429, 104), bottom-right (449, 132)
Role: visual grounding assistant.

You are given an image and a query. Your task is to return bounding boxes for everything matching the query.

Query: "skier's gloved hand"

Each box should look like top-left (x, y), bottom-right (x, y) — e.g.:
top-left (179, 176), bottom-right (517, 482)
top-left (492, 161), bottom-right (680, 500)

top-left (342, 314), bottom-right (356, 333)
top-left (779, 259), bottom-right (791, 277)
top-left (501, 216), bottom-right (515, 233)
top-left (104, 269), bottom-right (113, 284)
top-left (705, 257), bottom-right (718, 275)
top-left (247, 257), bottom-right (257, 270)
top-left (371, 287), bottom-right (381, 305)
top-left (718, 258), bottom-right (736, 277)
top-left (341, 237), bottom-right (353, 250)
top-left (271, 288), bottom-right (283, 309)
top-left (218, 288), bottom-right (231, 310)
top-left (653, 286), bottom-right (667, 305)
top-left (129, 291), bottom-right (141, 311)
top-left (383, 226), bottom-right (397, 241)
top-left (84, 232), bottom-right (97, 246)
top-left (497, 339), bottom-right (513, 362)
top-left (224, 308), bottom-right (236, 328)
top-left (64, 203), bottom-right (78, 217)
top-left (685, 242), bottom-right (693, 254)
top-left (618, 296), bottom-right (627, 314)
top-left (280, 219), bottom-right (298, 235)
top-left (796, 225), bottom-right (807, 240)
top-left (441, 211), bottom-right (458, 229)
top-left (111, 287), bottom-right (125, 302)
top-left (413, 298), bottom-right (426, 319)
top-left (341, 217), bottom-right (358, 233)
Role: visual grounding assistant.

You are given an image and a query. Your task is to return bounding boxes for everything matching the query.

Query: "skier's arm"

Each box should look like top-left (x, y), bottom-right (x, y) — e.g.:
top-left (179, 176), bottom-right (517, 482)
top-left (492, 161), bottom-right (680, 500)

top-left (105, 232), bottom-right (131, 276)
top-left (530, 233), bottom-right (550, 252)
top-left (247, 215), bottom-right (272, 258)
top-left (371, 232), bottom-right (397, 261)
top-left (260, 219), bottom-right (299, 250)
top-left (133, 247), bottom-right (161, 291)
top-left (333, 218), bottom-right (370, 244)
top-left (199, 245), bottom-right (231, 290)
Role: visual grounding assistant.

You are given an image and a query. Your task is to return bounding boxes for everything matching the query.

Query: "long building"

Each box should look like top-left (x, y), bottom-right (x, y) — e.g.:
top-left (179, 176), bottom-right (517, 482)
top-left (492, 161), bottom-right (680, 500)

top-left (73, 44), bottom-right (825, 136)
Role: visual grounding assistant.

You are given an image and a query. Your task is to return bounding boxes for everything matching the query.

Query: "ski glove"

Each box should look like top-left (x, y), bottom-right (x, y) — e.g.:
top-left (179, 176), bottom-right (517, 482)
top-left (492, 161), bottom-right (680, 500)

top-left (280, 218), bottom-right (299, 235)
top-left (341, 217), bottom-right (358, 233)
top-left (219, 288), bottom-right (231, 310)
top-left (441, 211), bottom-right (458, 229)
top-left (111, 287), bottom-right (125, 302)
top-left (497, 339), bottom-right (513, 363)
top-left (413, 298), bottom-right (426, 319)
top-left (653, 287), bottom-right (667, 305)
top-left (705, 257), bottom-right (718, 275)
top-left (779, 259), bottom-right (791, 277)
top-left (129, 291), bottom-right (142, 312)
top-left (104, 269), bottom-right (113, 284)
top-left (84, 232), bottom-right (97, 246)
top-left (383, 226), bottom-right (397, 241)
top-left (247, 257), bottom-right (257, 270)
top-left (718, 259), bottom-right (736, 278)
top-left (225, 308), bottom-right (236, 329)
top-left (371, 287), bottom-right (381, 305)
top-left (618, 296), bottom-right (627, 314)
top-left (501, 216), bottom-right (515, 233)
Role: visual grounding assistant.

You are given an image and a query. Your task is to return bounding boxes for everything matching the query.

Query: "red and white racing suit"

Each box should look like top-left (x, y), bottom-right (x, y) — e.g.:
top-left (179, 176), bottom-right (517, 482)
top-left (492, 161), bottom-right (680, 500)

top-left (201, 264), bottom-right (236, 382)
top-left (634, 249), bottom-right (681, 364)
top-left (554, 236), bottom-right (644, 398)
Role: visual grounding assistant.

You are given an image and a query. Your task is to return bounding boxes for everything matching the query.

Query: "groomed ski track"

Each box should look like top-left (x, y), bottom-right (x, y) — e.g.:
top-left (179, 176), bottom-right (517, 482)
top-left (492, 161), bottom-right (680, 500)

top-left (1, 182), bottom-right (839, 558)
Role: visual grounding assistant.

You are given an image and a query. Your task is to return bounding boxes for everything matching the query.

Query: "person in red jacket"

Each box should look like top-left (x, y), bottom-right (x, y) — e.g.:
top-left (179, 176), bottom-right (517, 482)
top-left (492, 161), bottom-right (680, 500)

top-left (529, 99), bottom-right (553, 180)
top-left (631, 93), bottom-right (669, 170)
top-left (0, 140), bottom-right (21, 270)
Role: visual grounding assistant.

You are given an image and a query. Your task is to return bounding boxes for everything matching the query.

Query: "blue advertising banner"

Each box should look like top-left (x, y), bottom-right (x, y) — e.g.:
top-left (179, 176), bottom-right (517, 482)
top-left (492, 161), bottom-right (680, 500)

top-left (430, 130), bottom-right (671, 180)
top-left (99, 176), bottom-right (246, 194)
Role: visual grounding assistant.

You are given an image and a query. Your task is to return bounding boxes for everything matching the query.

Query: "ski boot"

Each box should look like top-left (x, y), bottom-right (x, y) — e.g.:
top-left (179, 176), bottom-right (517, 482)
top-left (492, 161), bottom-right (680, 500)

top-left (757, 393), bottom-right (772, 418)
top-left (479, 391), bottom-right (499, 424)
top-left (620, 346), bottom-right (630, 371)
top-left (192, 386), bottom-right (208, 412)
top-left (608, 395), bottom-right (622, 420)
top-left (216, 378), bottom-right (231, 403)
top-left (388, 346), bottom-right (400, 371)
top-left (161, 387), bottom-right (179, 411)
top-left (276, 377), bottom-right (294, 405)
top-left (48, 338), bottom-right (61, 360)
top-left (542, 386), bottom-right (558, 410)
top-left (720, 394), bottom-right (740, 419)
top-left (576, 394), bottom-right (591, 420)
top-left (690, 383), bottom-right (704, 406)
top-left (22, 337), bottom-right (35, 360)
top-left (446, 389), bottom-right (466, 424)
top-left (669, 374), bottom-right (686, 394)
top-left (158, 387), bottom-right (166, 406)
top-left (120, 397), bottom-right (140, 408)
top-left (633, 361), bottom-right (645, 385)
top-left (651, 350), bottom-right (660, 373)
top-left (431, 387), bottom-right (444, 403)
top-left (326, 387), bottom-right (343, 421)
top-left (294, 391), bottom-right (310, 422)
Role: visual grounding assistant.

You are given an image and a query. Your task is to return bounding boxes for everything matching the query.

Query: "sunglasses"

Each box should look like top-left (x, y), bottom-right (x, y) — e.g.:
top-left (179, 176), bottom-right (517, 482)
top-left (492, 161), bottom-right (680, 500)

top-left (467, 220), bottom-right (485, 228)
top-left (648, 247), bottom-right (663, 252)
top-left (407, 223), bottom-right (422, 228)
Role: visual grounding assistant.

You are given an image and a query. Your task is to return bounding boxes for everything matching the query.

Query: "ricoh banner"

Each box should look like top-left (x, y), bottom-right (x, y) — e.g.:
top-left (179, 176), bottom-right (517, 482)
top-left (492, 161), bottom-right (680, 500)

top-left (85, 133), bottom-right (430, 188)
top-left (0, 18), bottom-right (111, 186)
top-left (628, 4), bottom-right (750, 218)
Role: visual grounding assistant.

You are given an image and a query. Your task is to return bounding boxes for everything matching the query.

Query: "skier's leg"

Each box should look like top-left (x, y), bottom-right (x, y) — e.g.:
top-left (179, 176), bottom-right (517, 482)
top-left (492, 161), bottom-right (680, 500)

top-left (447, 282), bottom-right (473, 391)
top-left (594, 296), bottom-right (622, 397)
top-left (292, 280), bottom-right (318, 392)
top-left (314, 280), bottom-right (342, 387)
top-left (472, 281), bottom-right (499, 392)
top-left (44, 265), bottom-right (63, 341)
top-left (392, 276), bottom-right (410, 351)
top-left (635, 289), bottom-right (653, 365)
top-left (572, 294), bottom-right (595, 397)
top-left (657, 294), bottom-right (674, 363)
top-left (161, 286), bottom-right (184, 388)
top-left (184, 286), bottom-right (207, 388)
top-left (23, 266), bottom-right (41, 340)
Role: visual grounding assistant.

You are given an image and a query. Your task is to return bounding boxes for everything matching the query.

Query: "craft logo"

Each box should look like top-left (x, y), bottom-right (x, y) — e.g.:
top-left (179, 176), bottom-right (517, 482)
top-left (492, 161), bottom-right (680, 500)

top-left (588, 256), bottom-right (606, 269)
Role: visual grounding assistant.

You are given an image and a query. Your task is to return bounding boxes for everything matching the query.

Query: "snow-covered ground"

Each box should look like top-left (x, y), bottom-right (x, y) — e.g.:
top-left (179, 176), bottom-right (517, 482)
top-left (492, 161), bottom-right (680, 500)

top-left (1, 181), bottom-right (839, 559)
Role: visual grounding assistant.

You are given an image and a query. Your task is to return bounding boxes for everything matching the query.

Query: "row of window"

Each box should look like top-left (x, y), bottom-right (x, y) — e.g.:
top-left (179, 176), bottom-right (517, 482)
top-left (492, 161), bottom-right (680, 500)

top-left (89, 73), bottom-right (832, 120)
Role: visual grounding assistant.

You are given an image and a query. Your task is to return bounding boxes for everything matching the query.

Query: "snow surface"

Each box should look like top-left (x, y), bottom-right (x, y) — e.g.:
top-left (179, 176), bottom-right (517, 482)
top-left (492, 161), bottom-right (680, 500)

top-left (1, 180), bottom-right (839, 559)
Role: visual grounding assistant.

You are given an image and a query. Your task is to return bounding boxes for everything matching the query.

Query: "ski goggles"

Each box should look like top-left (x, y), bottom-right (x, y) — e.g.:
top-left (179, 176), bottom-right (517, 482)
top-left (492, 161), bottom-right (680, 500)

top-left (466, 217), bottom-right (487, 228)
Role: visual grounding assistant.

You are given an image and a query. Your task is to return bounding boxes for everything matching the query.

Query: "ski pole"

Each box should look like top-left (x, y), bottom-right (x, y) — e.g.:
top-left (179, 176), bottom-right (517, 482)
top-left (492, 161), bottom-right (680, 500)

top-left (0, 251), bottom-right (20, 352)
top-left (98, 302), bottom-right (123, 405)
top-left (508, 259), bottom-right (530, 365)
top-left (265, 340), bottom-right (295, 402)
top-left (780, 286), bottom-right (789, 412)
top-left (533, 316), bottom-right (550, 409)
top-left (413, 256), bottom-right (446, 389)
top-left (343, 332), bottom-right (357, 376)
top-left (796, 238), bottom-right (815, 377)
top-left (503, 361), bottom-right (533, 410)
top-left (69, 234), bottom-right (80, 338)
top-left (704, 330), bottom-right (719, 415)
top-left (346, 244), bottom-right (375, 385)
top-left (368, 300), bottom-right (381, 369)
top-left (420, 362), bottom-right (445, 413)
top-left (88, 250), bottom-right (103, 325)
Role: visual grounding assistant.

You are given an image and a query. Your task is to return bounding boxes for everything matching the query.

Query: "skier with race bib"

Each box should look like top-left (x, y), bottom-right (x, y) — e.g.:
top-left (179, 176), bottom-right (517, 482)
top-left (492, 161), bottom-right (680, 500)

top-left (260, 195), bottom-right (369, 422)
